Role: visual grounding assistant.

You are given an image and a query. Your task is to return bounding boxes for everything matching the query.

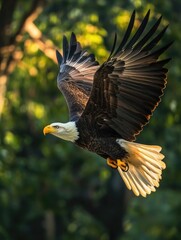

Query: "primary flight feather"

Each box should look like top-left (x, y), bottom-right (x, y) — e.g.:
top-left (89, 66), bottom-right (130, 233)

top-left (43, 10), bottom-right (171, 197)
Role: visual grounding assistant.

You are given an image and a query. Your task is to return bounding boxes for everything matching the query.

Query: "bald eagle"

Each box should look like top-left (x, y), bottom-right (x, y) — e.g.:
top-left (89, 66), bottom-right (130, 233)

top-left (43, 10), bottom-right (171, 197)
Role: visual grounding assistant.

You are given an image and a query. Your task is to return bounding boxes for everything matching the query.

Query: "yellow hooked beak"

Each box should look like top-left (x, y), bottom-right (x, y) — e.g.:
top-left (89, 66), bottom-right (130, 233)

top-left (43, 125), bottom-right (56, 135)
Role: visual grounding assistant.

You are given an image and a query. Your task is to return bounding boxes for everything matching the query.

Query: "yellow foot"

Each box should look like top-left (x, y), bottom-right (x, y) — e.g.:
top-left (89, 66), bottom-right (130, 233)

top-left (117, 159), bottom-right (129, 172)
top-left (107, 158), bottom-right (129, 172)
top-left (107, 158), bottom-right (118, 169)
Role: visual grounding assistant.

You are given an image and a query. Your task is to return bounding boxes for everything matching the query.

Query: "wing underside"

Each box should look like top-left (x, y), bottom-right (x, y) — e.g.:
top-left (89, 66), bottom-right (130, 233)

top-left (56, 33), bottom-right (99, 121)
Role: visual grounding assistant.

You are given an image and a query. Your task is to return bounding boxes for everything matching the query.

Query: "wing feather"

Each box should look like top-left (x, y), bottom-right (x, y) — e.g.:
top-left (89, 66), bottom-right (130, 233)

top-left (56, 33), bottom-right (99, 121)
top-left (63, 35), bottom-right (69, 63)
top-left (113, 10), bottom-right (136, 56)
top-left (124, 10), bottom-right (150, 49)
top-left (79, 10), bottom-right (171, 141)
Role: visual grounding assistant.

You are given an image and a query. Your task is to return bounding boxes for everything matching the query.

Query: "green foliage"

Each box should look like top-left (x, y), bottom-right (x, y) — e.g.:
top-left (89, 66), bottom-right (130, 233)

top-left (0, 0), bottom-right (181, 239)
top-left (122, 190), bottom-right (181, 240)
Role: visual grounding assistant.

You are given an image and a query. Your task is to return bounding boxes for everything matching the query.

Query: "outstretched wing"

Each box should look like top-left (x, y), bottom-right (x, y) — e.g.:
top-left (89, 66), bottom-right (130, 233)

top-left (56, 32), bottom-right (99, 121)
top-left (79, 10), bottom-right (172, 141)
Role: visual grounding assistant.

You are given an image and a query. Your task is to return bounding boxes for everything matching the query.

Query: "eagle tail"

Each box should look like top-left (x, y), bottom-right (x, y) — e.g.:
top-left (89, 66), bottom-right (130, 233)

top-left (116, 139), bottom-right (166, 197)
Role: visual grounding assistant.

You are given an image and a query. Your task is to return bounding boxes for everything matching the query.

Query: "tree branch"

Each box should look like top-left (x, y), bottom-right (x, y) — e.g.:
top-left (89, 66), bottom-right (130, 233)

top-left (25, 22), bottom-right (58, 63)
top-left (10, 0), bottom-right (46, 44)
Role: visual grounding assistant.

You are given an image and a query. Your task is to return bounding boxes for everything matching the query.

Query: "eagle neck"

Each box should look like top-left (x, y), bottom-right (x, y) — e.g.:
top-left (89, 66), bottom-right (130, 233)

top-left (63, 121), bottom-right (79, 142)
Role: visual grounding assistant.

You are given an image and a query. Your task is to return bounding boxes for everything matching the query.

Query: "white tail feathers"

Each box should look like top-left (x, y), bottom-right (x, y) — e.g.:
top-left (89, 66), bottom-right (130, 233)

top-left (116, 139), bottom-right (166, 197)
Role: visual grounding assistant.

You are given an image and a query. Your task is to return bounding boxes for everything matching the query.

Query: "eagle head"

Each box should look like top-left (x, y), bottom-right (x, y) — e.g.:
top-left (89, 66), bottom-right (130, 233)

top-left (43, 122), bottom-right (79, 142)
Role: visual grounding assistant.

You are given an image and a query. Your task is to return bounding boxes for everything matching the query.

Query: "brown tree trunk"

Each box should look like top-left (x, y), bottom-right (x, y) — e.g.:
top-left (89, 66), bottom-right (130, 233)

top-left (0, 0), bottom-right (46, 118)
top-left (0, 75), bottom-right (7, 116)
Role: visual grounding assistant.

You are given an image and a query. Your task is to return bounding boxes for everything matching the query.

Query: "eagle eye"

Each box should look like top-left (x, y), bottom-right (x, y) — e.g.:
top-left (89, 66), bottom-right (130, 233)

top-left (53, 125), bottom-right (60, 129)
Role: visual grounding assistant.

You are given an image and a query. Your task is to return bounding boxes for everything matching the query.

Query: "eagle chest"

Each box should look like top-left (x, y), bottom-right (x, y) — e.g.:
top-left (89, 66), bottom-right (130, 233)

top-left (75, 130), bottom-right (125, 160)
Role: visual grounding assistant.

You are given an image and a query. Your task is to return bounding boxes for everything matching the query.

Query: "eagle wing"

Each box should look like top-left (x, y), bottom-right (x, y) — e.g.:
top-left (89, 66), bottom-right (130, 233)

top-left (56, 33), bottom-right (99, 121)
top-left (79, 10), bottom-right (172, 141)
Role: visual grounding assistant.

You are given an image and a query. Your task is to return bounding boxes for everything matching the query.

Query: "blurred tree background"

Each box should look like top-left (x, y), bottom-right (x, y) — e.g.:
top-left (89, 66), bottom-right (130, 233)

top-left (0, 0), bottom-right (180, 239)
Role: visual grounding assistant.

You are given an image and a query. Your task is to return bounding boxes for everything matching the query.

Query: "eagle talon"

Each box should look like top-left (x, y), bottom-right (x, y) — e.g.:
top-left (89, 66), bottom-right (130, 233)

top-left (117, 160), bottom-right (129, 172)
top-left (107, 158), bottom-right (118, 169)
top-left (107, 158), bottom-right (129, 172)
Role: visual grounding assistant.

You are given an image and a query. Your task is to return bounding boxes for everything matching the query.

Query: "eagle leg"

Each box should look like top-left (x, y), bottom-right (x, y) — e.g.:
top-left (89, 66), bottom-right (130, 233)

top-left (107, 158), bottom-right (129, 172)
